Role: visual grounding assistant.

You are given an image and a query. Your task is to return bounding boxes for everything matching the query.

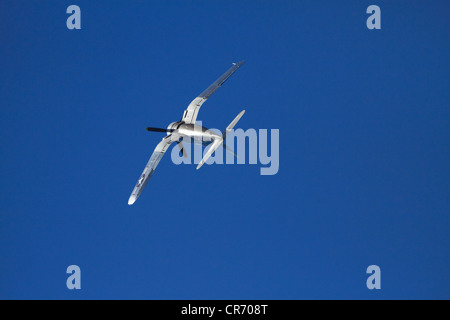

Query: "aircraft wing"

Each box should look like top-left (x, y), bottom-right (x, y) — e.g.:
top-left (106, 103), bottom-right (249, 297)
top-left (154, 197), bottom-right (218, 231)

top-left (128, 135), bottom-right (175, 205)
top-left (181, 61), bottom-right (245, 124)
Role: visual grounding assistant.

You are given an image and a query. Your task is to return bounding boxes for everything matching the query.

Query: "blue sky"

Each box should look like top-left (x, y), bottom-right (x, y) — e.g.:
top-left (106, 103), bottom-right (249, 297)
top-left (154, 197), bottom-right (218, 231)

top-left (0, 1), bottom-right (449, 299)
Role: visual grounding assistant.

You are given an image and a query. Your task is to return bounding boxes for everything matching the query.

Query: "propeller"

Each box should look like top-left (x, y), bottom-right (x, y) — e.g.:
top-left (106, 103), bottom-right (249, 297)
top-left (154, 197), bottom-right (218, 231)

top-left (146, 127), bottom-right (188, 158)
top-left (146, 127), bottom-right (174, 133)
top-left (177, 141), bottom-right (188, 158)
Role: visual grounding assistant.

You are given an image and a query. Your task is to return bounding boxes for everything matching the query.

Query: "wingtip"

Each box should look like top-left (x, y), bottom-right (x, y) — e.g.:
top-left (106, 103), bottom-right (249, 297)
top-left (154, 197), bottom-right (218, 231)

top-left (128, 196), bottom-right (136, 205)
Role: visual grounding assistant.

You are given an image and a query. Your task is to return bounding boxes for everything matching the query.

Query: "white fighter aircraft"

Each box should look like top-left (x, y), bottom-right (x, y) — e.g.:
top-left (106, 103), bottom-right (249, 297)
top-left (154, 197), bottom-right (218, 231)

top-left (128, 61), bottom-right (246, 205)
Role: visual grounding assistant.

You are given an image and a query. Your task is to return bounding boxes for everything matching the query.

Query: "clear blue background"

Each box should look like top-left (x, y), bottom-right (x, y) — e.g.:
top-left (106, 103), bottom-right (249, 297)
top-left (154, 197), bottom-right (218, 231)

top-left (1, 1), bottom-right (449, 299)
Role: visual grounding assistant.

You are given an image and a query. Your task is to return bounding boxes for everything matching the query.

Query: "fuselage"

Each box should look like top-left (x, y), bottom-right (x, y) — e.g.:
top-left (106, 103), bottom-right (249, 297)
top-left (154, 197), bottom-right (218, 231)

top-left (167, 121), bottom-right (222, 145)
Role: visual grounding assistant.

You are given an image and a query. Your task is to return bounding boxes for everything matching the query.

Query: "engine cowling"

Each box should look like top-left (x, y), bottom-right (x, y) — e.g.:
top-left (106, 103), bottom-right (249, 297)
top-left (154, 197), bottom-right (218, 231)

top-left (167, 121), bottom-right (182, 134)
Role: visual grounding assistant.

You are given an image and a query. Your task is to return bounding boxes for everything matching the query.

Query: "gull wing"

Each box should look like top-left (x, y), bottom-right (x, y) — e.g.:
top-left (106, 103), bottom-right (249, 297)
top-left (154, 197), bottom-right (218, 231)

top-left (181, 61), bottom-right (245, 124)
top-left (128, 135), bottom-right (175, 205)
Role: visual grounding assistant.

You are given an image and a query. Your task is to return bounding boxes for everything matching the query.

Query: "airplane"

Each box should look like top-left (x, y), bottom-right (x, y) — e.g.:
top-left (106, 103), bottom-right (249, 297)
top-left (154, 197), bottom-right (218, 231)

top-left (128, 61), bottom-right (246, 205)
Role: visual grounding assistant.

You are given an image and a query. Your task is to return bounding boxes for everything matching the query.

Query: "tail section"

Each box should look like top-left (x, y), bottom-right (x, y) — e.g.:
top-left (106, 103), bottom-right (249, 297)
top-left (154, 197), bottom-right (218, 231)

top-left (223, 110), bottom-right (245, 139)
top-left (196, 110), bottom-right (245, 169)
top-left (197, 138), bottom-right (223, 170)
top-left (223, 110), bottom-right (245, 158)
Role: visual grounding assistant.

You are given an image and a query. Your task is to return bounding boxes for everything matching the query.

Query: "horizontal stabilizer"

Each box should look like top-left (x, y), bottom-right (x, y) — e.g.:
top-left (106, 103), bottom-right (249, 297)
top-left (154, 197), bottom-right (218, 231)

top-left (197, 139), bottom-right (223, 170)
top-left (223, 110), bottom-right (245, 139)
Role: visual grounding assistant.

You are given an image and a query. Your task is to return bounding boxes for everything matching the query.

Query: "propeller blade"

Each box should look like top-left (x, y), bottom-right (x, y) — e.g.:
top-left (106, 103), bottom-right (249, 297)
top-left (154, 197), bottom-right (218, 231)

top-left (146, 127), bottom-right (174, 133)
top-left (177, 142), bottom-right (188, 158)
